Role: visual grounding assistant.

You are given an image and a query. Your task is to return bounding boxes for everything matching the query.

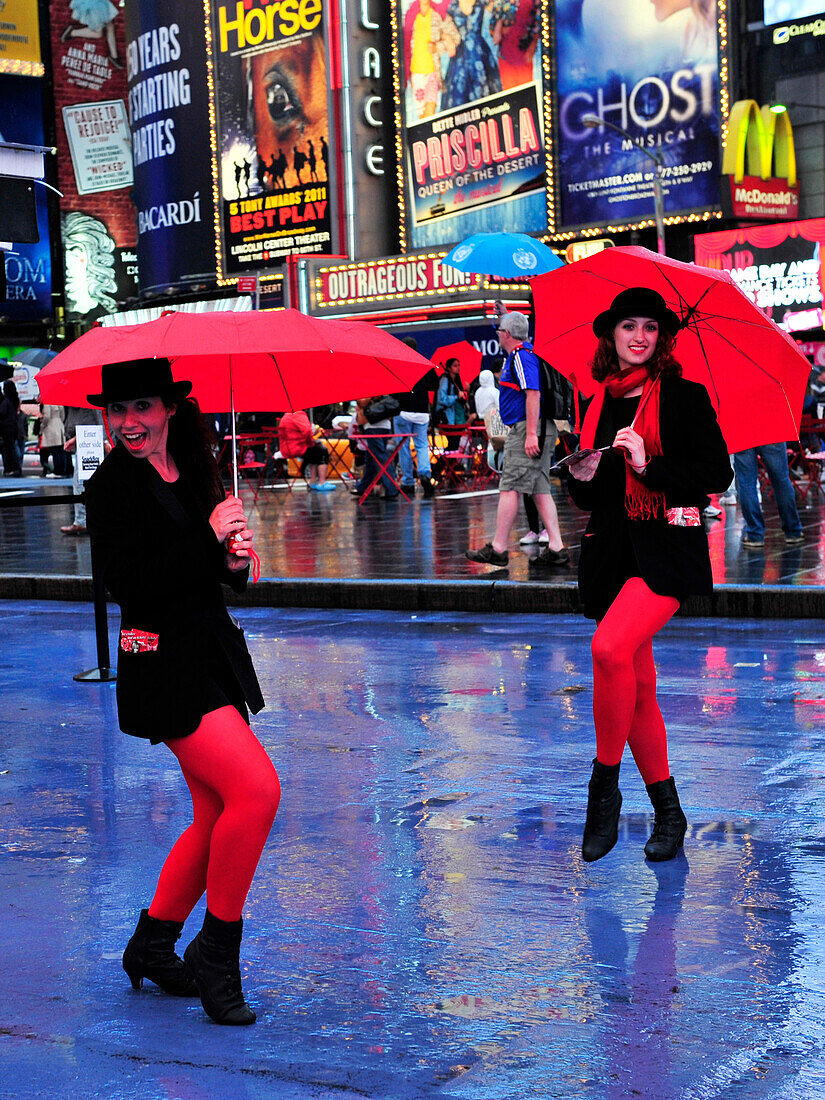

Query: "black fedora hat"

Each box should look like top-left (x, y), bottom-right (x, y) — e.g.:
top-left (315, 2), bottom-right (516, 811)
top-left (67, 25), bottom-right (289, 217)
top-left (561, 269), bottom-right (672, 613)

top-left (87, 358), bottom-right (192, 407)
top-left (592, 288), bottom-right (681, 339)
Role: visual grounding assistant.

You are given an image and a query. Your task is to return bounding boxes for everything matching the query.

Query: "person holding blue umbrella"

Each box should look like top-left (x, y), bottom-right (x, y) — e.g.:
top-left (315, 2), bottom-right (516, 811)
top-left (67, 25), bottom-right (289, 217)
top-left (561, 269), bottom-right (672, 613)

top-left (465, 311), bottom-right (567, 567)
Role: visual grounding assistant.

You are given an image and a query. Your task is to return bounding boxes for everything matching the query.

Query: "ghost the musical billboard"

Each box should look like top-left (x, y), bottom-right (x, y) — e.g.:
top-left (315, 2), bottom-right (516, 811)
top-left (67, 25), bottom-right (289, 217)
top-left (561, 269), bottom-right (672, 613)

top-left (212, 0), bottom-right (334, 276)
top-left (555, 0), bottom-right (724, 232)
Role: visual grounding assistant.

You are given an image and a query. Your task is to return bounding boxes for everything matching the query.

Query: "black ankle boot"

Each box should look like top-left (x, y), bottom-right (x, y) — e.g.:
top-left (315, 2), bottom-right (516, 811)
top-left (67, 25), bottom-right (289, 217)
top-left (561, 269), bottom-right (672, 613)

top-left (184, 910), bottom-right (256, 1025)
top-left (582, 759), bottom-right (622, 862)
top-left (122, 909), bottom-right (199, 996)
top-left (644, 776), bottom-right (688, 861)
top-left (420, 475), bottom-right (436, 498)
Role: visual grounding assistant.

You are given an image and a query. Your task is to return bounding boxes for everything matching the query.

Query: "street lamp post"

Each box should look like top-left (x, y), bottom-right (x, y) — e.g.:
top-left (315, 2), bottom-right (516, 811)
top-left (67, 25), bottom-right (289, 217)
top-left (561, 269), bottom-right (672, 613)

top-left (582, 114), bottom-right (666, 256)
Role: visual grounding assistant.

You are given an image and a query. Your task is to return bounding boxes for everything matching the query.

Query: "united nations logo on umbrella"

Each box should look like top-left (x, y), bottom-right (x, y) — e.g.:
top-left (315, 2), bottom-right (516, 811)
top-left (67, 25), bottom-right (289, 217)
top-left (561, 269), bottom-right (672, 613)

top-left (441, 232), bottom-right (563, 280)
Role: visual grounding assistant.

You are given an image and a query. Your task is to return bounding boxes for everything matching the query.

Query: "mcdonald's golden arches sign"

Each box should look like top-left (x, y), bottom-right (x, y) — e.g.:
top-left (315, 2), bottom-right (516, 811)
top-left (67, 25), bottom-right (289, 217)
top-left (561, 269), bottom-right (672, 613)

top-left (721, 101), bottom-right (800, 221)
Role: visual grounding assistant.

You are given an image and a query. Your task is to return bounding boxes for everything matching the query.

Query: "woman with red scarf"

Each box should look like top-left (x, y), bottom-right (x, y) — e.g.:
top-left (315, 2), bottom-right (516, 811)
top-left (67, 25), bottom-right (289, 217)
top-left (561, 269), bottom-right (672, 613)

top-left (567, 288), bottom-right (732, 863)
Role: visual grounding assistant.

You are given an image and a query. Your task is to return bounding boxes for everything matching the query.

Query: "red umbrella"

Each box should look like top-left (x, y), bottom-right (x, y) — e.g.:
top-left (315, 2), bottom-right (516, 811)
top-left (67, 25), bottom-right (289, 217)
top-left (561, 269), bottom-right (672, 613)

top-left (430, 340), bottom-right (483, 389)
top-left (36, 309), bottom-right (433, 412)
top-left (531, 246), bottom-right (810, 454)
top-left (36, 308), bottom-right (435, 496)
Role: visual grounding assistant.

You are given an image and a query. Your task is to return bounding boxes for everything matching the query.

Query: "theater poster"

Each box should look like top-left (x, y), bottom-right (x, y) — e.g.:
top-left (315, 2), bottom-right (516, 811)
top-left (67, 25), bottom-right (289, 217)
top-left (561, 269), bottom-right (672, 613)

top-left (395, 0), bottom-right (547, 248)
top-left (51, 0), bottom-right (138, 320)
top-left (212, 0), bottom-right (335, 275)
top-left (695, 219), bottom-right (825, 332)
top-left (555, 0), bottom-right (722, 231)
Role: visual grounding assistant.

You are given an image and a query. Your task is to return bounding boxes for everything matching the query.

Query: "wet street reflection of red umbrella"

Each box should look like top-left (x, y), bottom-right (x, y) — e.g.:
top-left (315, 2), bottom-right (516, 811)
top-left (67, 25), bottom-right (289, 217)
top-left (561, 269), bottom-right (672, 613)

top-left (531, 246), bottom-right (811, 453)
top-left (430, 340), bottom-right (483, 389)
top-left (35, 308), bottom-right (435, 489)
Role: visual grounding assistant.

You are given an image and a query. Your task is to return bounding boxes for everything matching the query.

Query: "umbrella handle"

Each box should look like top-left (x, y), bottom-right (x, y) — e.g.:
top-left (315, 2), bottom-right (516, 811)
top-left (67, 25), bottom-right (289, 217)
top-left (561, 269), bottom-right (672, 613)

top-left (230, 360), bottom-right (239, 498)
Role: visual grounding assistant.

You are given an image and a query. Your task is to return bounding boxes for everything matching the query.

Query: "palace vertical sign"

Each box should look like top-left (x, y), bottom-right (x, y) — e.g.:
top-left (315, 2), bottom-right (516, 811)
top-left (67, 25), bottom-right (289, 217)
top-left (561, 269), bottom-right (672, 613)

top-left (722, 100), bottom-right (800, 221)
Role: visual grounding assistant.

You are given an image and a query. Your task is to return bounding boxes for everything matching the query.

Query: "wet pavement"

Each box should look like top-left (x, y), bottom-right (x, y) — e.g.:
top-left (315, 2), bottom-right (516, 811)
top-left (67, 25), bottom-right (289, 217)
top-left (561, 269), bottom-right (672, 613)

top-left (2, 470), bottom-right (825, 600)
top-left (1, 602), bottom-right (825, 1098)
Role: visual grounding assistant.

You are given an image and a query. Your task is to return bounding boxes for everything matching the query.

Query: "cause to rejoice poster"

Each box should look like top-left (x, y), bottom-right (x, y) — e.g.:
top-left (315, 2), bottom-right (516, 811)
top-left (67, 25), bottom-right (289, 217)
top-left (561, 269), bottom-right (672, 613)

top-left (555, 0), bottom-right (722, 231)
top-left (212, 0), bottom-right (334, 275)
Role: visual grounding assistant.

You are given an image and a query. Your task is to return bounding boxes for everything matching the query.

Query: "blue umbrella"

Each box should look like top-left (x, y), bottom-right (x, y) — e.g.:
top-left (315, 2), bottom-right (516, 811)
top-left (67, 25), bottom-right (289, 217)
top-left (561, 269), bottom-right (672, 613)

top-left (441, 233), bottom-right (564, 279)
top-left (12, 348), bottom-right (57, 371)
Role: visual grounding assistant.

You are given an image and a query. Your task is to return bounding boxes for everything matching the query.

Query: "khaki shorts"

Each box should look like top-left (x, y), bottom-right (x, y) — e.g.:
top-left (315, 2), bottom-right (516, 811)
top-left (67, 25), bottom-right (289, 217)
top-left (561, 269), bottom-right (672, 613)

top-left (499, 420), bottom-right (557, 495)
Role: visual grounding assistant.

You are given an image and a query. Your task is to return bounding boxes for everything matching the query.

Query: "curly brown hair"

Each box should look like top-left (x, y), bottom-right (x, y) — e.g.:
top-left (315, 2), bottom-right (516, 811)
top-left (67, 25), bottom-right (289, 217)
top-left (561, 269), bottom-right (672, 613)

top-left (591, 329), bottom-right (683, 384)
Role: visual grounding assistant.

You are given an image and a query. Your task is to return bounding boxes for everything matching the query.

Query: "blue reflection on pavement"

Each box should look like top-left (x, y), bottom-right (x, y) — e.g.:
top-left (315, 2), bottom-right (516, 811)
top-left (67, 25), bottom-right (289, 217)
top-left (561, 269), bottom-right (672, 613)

top-left (0, 604), bottom-right (824, 1098)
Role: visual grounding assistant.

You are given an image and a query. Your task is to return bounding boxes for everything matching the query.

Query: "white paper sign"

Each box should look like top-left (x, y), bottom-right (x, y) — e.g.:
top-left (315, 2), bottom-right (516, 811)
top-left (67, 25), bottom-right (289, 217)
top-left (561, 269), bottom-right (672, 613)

top-left (62, 100), bottom-right (133, 195)
top-left (76, 425), bottom-right (104, 481)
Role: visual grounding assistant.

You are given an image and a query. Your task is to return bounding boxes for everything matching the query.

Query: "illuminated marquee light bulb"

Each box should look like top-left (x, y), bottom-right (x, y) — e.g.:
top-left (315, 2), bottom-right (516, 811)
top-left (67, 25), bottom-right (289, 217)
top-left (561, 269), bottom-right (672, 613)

top-left (203, 0), bottom-right (225, 283)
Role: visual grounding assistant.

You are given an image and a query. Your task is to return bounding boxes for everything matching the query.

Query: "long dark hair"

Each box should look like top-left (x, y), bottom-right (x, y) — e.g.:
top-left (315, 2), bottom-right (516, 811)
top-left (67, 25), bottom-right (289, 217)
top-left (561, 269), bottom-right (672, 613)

top-left (165, 395), bottom-right (224, 515)
top-left (591, 329), bottom-right (682, 384)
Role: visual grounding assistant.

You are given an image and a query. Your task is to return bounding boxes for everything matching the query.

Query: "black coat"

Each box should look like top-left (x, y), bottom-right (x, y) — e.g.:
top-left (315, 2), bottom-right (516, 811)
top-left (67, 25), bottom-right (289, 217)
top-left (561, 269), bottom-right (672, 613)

top-left (85, 444), bottom-right (264, 741)
top-left (568, 376), bottom-right (733, 619)
top-left (0, 396), bottom-right (17, 434)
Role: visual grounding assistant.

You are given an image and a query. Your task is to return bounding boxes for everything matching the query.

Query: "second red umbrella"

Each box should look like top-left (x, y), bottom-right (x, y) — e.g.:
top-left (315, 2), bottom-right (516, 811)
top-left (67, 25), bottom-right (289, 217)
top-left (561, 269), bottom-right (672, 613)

top-left (430, 340), bottom-right (483, 389)
top-left (531, 246), bottom-right (810, 453)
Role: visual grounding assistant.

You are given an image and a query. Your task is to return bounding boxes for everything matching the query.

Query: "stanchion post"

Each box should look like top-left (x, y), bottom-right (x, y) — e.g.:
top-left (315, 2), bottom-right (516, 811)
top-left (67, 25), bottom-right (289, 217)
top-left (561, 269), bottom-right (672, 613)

top-left (73, 525), bottom-right (116, 683)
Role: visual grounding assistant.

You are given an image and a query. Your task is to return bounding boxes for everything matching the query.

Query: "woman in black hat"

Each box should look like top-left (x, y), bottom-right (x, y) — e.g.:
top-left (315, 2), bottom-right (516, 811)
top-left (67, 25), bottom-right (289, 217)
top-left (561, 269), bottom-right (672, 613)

top-left (566, 289), bottom-right (731, 864)
top-left (84, 359), bottom-right (280, 1026)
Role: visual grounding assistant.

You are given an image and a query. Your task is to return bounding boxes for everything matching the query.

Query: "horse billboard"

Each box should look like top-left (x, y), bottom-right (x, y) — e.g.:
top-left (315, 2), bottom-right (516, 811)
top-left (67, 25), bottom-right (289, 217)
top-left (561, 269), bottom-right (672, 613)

top-left (211, 0), bottom-right (336, 278)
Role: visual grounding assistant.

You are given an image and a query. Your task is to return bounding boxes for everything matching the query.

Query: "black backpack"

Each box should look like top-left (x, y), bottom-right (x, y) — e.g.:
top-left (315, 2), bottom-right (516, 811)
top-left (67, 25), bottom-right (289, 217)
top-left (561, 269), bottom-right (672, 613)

top-left (535, 356), bottom-right (575, 450)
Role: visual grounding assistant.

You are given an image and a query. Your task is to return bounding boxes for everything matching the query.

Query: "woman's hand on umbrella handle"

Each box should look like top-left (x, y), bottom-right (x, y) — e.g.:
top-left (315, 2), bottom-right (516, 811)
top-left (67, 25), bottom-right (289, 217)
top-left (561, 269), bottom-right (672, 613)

top-left (226, 526), bottom-right (254, 570)
top-left (614, 427), bottom-right (647, 470)
top-left (567, 450), bottom-right (602, 481)
top-left (209, 495), bottom-right (248, 544)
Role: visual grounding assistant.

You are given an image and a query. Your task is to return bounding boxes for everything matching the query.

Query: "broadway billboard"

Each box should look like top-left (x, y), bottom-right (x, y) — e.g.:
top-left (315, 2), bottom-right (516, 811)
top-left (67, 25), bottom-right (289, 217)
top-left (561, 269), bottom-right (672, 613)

top-left (124, 1), bottom-right (215, 294)
top-left (211, 0), bottom-right (335, 276)
top-left (555, 0), bottom-right (724, 231)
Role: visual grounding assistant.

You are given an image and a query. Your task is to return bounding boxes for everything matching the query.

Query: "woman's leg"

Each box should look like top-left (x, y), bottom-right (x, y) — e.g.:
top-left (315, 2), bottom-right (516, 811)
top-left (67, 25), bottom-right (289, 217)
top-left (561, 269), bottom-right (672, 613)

top-left (148, 767), bottom-right (223, 923)
top-left (524, 494), bottom-right (540, 534)
top-left (591, 578), bottom-right (679, 767)
top-left (163, 706), bottom-right (280, 922)
top-left (583, 579), bottom-right (679, 862)
top-left (626, 639), bottom-right (671, 785)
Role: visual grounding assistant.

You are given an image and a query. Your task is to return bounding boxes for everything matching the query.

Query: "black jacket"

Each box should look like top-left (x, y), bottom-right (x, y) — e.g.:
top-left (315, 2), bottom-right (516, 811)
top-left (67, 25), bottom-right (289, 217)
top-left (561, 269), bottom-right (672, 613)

top-left (85, 444), bottom-right (264, 741)
top-left (394, 367), bottom-right (440, 416)
top-left (568, 376), bottom-right (733, 619)
top-left (0, 397), bottom-right (17, 434)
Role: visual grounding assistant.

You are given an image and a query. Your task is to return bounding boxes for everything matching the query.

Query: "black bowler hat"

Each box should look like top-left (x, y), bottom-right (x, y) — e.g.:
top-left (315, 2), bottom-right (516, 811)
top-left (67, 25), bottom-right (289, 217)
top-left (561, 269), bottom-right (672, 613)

top-left (592, 288), bottom-right (681, 339)
top-left (87, 358), bottom-right (192, 407)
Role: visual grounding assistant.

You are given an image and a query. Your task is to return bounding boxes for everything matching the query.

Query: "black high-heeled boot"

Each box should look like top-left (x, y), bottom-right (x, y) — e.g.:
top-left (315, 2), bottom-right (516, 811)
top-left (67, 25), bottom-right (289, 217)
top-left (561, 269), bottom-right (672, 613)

top-left (582, 759), bottom-right (622, 862)
top-left (644, 776), bottom-right (688, 861)
top-left (184, 909), bottom-right (256, 1025)
top-left (122, 909), bottom-right (199, 996)
top-left (419, 475), bottom-right (436, 498)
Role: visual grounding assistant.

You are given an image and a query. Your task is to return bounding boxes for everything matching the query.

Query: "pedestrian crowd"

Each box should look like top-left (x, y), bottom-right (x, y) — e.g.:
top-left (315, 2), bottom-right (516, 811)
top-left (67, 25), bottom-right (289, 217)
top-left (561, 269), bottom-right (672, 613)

top-left (4, 333), bottom-right (823, 556)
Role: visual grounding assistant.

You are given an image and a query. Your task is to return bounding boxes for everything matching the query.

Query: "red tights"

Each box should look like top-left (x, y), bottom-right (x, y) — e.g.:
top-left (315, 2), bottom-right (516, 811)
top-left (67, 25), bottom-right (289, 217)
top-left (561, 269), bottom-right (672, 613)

top-left (148, 706), bottom-right (280, 924)
top-left (591, 578), bottom-right (679, 785)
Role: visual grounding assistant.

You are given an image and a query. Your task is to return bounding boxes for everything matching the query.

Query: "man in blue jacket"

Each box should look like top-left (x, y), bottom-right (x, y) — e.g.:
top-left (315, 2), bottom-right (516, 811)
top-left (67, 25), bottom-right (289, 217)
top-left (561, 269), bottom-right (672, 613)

top-left (466, 311), bottom-right (568, 567)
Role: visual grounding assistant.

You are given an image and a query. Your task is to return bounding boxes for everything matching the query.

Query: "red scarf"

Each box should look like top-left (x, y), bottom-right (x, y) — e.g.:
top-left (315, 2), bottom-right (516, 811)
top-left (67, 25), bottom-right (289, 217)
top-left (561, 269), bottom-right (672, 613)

top-left (580, 367), bottom-right (665, 521)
